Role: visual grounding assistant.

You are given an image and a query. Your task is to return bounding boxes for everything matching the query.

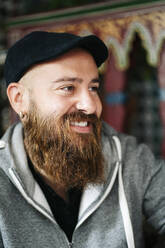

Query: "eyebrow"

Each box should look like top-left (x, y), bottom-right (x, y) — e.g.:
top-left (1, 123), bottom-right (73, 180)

top-left (53, 77), bottom-right (101, 84)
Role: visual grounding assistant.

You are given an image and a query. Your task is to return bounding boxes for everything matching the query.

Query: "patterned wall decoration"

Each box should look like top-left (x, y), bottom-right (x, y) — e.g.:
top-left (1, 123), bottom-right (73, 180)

top-left (6, 2), bottom-right (165, 70)
top-left (4, 0), bottom-right (165, 157)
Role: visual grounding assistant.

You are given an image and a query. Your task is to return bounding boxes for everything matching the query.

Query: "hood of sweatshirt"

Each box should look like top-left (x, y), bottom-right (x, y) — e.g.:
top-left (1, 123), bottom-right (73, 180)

top-left (0, 121), bottom-right (135, 248)
top-left (0, 121), bottom-right (118, 214)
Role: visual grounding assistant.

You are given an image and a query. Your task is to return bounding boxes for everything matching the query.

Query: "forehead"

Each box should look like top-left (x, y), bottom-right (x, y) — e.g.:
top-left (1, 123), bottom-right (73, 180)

top-left (19, 48), bottom-right (98, 85)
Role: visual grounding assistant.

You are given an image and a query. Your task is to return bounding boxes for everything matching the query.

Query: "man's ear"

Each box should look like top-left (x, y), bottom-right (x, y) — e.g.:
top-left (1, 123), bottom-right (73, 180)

top-left (7, 82), bottom-right (28, 115)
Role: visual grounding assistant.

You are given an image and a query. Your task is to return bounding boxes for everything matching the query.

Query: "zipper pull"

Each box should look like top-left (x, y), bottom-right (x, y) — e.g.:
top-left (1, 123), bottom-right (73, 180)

top-left (69, 243), bottom-right (73, 248)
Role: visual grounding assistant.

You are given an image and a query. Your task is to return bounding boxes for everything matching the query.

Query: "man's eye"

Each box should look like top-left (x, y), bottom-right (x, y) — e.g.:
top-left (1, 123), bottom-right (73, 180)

top-left (61, 86), bottom-right (74, 92)
top-left (89, 86), bottom-right (99, 93)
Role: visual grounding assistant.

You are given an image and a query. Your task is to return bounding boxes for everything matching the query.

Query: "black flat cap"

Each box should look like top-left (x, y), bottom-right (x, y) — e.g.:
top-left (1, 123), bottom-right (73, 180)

top-left (4, 31), bottom-right (108, 86)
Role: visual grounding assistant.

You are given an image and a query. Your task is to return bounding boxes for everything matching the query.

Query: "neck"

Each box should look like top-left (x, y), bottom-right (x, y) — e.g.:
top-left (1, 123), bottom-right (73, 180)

top-left (28, 156), bottom-right (70, 202)
top-left (40, 174), bottom-right (69, 203)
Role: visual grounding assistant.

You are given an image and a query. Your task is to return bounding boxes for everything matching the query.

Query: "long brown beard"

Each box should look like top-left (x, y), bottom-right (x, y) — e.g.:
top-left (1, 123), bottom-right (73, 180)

top-left (23, 104), bottom-right (105, 190)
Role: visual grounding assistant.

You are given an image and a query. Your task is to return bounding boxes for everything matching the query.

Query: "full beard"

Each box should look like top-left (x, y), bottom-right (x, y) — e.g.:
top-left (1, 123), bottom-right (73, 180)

top-left (23, 104), bottom-right (105, 191)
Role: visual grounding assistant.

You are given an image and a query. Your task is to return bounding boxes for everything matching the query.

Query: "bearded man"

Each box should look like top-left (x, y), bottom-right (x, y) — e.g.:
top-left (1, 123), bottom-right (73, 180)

top-left (0, 31), bottom-right (165, 248)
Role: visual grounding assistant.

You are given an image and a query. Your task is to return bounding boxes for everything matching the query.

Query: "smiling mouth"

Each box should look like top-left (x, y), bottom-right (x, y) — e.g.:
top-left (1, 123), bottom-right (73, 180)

top-left (70, 121), bottom-right (88, 127)
top-left (70, 121), bottom-right (92, 133)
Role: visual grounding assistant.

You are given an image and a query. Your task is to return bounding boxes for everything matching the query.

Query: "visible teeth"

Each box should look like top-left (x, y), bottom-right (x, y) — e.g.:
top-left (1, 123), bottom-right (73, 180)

top-left (71, 121), bottom-right (88, 127)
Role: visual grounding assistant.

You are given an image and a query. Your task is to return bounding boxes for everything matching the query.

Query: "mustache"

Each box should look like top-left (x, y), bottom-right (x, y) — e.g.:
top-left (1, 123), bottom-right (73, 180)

top-left (63, 111), bottom-right (99, 123)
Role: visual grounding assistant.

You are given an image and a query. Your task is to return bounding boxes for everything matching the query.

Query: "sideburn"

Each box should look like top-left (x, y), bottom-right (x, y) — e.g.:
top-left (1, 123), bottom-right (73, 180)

top-left (24, 108), bottom-right (105, 190)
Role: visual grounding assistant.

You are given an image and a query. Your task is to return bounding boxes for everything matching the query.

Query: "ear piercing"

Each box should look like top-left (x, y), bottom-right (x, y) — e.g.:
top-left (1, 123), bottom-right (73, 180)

top-left (19, 111), bottom-right (25, 119)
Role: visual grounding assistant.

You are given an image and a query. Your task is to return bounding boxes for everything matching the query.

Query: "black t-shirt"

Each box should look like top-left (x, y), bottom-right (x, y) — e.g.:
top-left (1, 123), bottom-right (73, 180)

top-left (28, 159), bottom-right (82, 242)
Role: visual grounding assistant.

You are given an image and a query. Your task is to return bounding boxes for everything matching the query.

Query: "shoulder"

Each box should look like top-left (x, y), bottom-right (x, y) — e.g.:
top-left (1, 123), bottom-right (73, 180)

top-left (0, 122), bottom-right (22, 172)
top-left (102, 121), bottom-right (165, 183)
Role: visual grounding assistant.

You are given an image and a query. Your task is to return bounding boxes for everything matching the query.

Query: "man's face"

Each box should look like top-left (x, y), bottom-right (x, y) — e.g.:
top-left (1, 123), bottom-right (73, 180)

top-left (21, 49), bottom-right (105, 189)
top-left (21, 48), bottom-right (102, 131)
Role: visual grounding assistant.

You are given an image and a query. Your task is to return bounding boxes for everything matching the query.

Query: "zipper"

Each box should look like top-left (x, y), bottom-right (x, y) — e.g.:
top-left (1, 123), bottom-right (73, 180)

top-left (9, 168), bottom-right (56, 224)
top-left (9, 167), bottom-right (75, 248)
top-left (76, 162), bottom-right (119, 229)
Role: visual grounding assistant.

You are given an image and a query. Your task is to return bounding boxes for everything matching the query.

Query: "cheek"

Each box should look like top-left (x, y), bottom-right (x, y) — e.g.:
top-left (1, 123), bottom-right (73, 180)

top-left (35, 95), bottom-right (72, 118)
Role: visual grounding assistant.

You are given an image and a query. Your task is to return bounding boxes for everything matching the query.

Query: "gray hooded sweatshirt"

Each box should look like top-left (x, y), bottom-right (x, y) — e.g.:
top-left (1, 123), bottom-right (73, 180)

top-left (0, 121), bottom-right (164, 248)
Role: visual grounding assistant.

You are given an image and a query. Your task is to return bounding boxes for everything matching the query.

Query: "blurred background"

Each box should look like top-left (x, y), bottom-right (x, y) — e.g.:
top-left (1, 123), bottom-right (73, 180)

top-left (0, 0), bottom-right (165, 247)
top-left (1, 0), bottom-right (165, 158)
top-left (2, 0), bottom-right (165, 158)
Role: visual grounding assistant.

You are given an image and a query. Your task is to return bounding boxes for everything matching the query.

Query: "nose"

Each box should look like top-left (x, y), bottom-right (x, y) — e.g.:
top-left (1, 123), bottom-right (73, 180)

top-left (75, 90), bottom-right (97, 115)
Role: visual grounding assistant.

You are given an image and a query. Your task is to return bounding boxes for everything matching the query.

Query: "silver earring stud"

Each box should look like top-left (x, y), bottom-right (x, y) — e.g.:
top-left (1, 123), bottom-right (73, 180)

top-left (19, 111), bottom-right (24, 119)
